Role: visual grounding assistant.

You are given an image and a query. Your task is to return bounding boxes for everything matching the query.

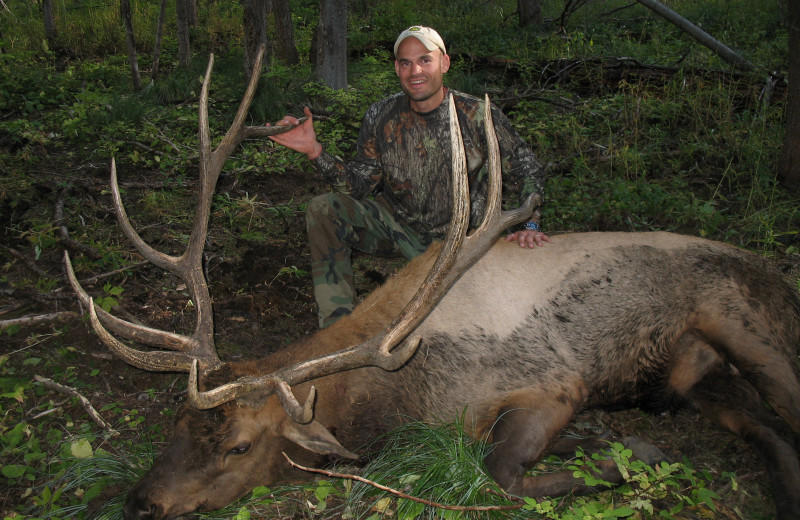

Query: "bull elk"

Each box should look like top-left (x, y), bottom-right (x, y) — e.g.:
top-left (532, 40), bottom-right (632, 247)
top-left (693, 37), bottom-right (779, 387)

top-left (65, 47), bottom-right (800, 520)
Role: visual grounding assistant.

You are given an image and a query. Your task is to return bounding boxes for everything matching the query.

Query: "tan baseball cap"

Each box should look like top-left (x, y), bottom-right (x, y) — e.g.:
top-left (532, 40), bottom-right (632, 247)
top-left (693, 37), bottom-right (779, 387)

top-left (394, 26), bottom-right (447, 57)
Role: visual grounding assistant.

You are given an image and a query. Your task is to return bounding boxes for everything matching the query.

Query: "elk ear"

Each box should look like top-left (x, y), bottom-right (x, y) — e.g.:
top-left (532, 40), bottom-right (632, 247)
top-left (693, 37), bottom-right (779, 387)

top-left (281, 420), bottom-right (358, 460)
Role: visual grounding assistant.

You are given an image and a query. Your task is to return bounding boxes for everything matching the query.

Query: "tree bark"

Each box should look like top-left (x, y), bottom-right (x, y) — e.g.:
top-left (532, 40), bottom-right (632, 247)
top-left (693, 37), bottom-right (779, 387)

top-left (187, 0), bottom-right (198, 26)
top-left (41, 0), bottom-right (58, 50)
top-left (151, 0), bottom-right (168, 79)
top-left (637, 0), bottom-right (754, 71)
top-left (518, 0), bottom-right (543, 27)
top-left (271, 0), bottom-right (298, 64)
top-left (242, 0), bottom-right (270, 79)
top-left (316, 0), bottom-right (347, 89)
top-left (176, 0), bottom-right (192, 68)
top-left (120, 0), bottom-right (142, 90)
top-left (778, 0), bottom-right (800, 189)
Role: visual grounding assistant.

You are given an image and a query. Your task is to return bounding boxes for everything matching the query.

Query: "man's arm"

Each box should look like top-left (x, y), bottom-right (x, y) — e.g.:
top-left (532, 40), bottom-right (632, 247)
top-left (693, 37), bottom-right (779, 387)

top-left (489, 105), bottom-right (550, 248)
top-left (269, 106), bottom-right (383, 199)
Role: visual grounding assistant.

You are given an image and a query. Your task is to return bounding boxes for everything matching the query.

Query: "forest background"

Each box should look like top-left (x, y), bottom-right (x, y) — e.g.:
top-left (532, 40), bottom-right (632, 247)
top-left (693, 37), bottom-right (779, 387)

top-left (1, 0), bottom-right (799, 519)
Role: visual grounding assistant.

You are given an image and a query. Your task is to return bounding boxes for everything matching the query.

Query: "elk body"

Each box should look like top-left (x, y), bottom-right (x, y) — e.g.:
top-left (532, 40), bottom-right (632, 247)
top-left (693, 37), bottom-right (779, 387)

top-left (66, 50), bottom-right (800, 520)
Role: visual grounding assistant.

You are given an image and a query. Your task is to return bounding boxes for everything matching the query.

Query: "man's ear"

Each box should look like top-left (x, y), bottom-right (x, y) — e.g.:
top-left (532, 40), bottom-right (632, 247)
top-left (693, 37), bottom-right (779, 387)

top-left (441, 53), bottom-right (451, 74)
top-left (281, 419), bottom-right (358, 459)
top-left (394, 60), bottom-right (401, 77)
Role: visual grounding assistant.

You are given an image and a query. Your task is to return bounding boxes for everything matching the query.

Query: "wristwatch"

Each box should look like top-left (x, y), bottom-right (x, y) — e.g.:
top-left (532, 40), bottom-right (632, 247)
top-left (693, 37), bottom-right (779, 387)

top-left (524, 221), bottom-right (541, 232)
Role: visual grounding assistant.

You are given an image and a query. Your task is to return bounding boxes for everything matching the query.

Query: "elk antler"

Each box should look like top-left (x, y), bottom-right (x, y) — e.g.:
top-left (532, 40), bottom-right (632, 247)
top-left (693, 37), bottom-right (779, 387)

top-left (65, 46), bottom-right (299, 375)
top-left (188, 94), bottom-right (541, 412)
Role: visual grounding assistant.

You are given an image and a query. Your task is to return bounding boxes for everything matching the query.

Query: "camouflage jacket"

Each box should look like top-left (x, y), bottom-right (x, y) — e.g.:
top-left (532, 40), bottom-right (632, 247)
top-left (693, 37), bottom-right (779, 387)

top-left (312, 88), bottom-right (545, 238)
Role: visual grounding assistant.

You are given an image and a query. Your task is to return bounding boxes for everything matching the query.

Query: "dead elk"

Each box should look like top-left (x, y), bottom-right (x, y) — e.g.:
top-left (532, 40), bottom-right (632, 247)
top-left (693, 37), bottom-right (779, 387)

top-left (65, 48), bottom-right (800, 520)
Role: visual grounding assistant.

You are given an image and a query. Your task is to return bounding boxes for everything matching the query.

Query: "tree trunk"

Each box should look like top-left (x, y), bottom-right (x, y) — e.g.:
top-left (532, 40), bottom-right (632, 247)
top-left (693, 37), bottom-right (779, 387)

top-left (120, 0), bottom-right (142, 90)
top-left (41, 0), bottom-right (58, 50)
top-left (637, 0), bottom-right (754, 71)
top-left (187, 0), bottom-right (198, 26)
top-left (176, 0), bottom-right (192, 68)
top-left (518, 0), bottom-right (543, 27)
top-left (271, 0), bottom-right (298, 64)
top-left (778, 0), bottom-right (800, 189)
top-left (242, 0), bottom-right (270, 80)
top-left (316, 0), bottom-right (347, 89)
top-left (151, 0), bottom-right (168, 79)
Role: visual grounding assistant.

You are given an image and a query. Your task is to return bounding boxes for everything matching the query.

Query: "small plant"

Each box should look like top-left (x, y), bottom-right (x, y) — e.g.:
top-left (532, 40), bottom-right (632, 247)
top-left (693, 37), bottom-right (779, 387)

top-left (94, 283), bottom-right (124, 313)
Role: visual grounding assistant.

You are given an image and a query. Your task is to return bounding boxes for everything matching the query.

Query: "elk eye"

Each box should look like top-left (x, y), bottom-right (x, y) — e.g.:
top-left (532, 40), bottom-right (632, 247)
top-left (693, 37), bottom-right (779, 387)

top-left (230, 442), bottom-right (251, 455)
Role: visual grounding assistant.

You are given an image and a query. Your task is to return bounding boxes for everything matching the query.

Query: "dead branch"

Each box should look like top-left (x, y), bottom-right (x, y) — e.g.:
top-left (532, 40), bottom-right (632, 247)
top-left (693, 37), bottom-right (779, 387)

top-left (66, 259), bottom-right (150, 289)
top-left (637, 0), bottom-right (755, 71)
top-left (54, 186), bottom-right (101, 259)
top-left (282, 453), bottom-right (524, 512)
top-left (0, 311), bottom-right (78, 330)
top-left (34, 375), bottom-right (119, 436)
top-left (1, 245), bottom-right (52, 279)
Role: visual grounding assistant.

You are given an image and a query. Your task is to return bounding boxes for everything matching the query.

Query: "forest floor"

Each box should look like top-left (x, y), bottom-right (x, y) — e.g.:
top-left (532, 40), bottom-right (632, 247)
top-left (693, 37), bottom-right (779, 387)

top-left (2, 157), bottom-right (782, 519)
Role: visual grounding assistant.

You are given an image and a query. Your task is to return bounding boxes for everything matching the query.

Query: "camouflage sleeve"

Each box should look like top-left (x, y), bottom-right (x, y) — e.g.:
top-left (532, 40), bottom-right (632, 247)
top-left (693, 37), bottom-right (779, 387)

top-left (310, 103), bottom-right (385, 199)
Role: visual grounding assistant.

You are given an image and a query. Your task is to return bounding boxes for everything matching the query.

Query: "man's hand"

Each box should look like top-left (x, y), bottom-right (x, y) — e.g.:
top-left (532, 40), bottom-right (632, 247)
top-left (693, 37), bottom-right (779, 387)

top-left (505, 229), bottom-right (551, 248)
top-left (268, 106), bottom-right (323, 160)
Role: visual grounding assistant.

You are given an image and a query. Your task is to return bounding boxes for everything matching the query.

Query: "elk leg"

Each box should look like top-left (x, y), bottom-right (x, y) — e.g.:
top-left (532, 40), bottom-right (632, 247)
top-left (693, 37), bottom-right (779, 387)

top-left (696, 316), bottom-right (800, 435)
top-left (483, 388), bottom-right (660, 498)
top-left (687, 367), bottom-right (800, 520)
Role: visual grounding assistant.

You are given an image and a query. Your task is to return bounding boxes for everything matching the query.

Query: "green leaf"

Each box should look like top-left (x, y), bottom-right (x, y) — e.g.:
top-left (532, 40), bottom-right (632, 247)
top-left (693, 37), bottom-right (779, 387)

top-left (314, 481), bottom-right (332, 502)
top-left (397, 498), bottom-right (425, 519)
top-left (70, 438), bottom-right (93, 458)
top-left (2, 324), bottom-right (21, 336)
top-left (1, 464), bottom-right (28, 478)
top-left (1, 384), bottom-right (25, 403)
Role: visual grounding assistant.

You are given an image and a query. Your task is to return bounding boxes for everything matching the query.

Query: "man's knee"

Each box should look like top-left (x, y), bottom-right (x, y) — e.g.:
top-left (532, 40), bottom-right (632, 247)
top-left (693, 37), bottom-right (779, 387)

top-left (306, 193), bottom-right (350, 228)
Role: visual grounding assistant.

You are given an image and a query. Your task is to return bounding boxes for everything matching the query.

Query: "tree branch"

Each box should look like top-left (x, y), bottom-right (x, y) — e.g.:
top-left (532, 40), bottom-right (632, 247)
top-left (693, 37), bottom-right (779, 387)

top-left (34, 375), bottom-right (119, 435)
top-left (637, 0), bottom-right (755, 71)
top-left (282, 453), bottom-right (524, 512)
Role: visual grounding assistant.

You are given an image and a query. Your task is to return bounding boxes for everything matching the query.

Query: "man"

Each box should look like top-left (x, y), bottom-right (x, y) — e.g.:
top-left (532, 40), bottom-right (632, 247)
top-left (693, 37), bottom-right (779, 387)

top-left (270, 26), bottom-right (549, 328)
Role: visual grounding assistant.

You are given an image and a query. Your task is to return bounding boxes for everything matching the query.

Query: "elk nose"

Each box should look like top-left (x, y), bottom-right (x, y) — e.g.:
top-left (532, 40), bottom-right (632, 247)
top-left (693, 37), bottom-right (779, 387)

top-left (122, 496), bottom-right (158, 520)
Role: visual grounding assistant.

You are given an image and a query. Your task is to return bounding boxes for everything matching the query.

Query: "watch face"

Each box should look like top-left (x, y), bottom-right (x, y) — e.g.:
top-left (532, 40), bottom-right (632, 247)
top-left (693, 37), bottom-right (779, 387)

top-left (525, 221), bottom-right (540, 231)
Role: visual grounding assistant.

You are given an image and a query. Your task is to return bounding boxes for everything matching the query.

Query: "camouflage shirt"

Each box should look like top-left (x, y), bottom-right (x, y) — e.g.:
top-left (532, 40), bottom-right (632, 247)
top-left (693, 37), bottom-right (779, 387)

top-left (312, 88), bottom-right (544, 237)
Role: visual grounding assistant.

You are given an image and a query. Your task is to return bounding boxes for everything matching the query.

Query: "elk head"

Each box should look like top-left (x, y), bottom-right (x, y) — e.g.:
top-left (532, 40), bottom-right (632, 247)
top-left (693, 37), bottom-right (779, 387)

top-left (65, 45), bottom-right (538, 519)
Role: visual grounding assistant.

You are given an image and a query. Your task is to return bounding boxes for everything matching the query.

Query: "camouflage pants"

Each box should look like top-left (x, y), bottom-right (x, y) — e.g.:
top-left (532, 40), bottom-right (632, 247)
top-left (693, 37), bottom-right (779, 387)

top-left (306, 193), bottom-right (433, 328)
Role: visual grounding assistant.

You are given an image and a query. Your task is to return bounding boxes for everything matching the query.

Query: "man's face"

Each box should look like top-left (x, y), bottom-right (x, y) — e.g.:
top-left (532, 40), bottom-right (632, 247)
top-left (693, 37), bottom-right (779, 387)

top-left (394, 37), bottom-right (451, 112)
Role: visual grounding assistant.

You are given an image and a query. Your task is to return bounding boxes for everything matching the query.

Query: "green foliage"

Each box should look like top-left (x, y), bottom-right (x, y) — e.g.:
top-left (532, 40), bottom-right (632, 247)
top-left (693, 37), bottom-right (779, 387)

top-left (347, 419), bottom-right (514, 519)
top-left (523, 443), bottom-right (724, 519)
top-left (94, 283), bottom-right (124, 313)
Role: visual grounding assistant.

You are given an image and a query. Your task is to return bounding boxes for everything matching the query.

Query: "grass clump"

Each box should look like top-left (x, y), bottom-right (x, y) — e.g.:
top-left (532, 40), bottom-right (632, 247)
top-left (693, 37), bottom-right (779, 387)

top-left (346, 420), bottom-right (515, 520)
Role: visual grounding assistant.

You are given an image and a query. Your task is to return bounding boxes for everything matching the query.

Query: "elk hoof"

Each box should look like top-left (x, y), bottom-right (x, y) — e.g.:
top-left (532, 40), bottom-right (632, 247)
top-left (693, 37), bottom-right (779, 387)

top-left (623, 435), bottom-right (668, 466)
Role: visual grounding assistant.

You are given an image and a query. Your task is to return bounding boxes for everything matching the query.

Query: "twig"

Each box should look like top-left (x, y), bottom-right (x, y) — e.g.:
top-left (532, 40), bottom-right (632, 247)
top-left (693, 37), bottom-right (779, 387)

top-left (2, 245), bottom-right (52, 279)
top-left (54, 185), bottom-right (102, 259)
top-left (34, 375), bottom-right (119, 436)
top-left (282, 453), bottom-right (523, 512)
top-left (0, 311), bottom-right (78, 330)
top-left (29, 407), bottom-right (62, 421)
top-left (71, 260), bottom-right (150, 288)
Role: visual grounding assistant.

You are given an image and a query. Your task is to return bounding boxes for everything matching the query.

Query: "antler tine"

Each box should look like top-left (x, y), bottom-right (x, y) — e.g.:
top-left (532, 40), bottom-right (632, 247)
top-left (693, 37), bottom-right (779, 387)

top-left (65, 250), bottom-right (194, 353)
top-left (376, 93), bottom-right (470, 354)
top-left (468, 94), bottom-right (541, 243)
top-left (187, 93), bottom-right (538, 413)
top-left (67, 47), bottom-right (270, 374)
top-left (87, 296), bottom-right (196, 372)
